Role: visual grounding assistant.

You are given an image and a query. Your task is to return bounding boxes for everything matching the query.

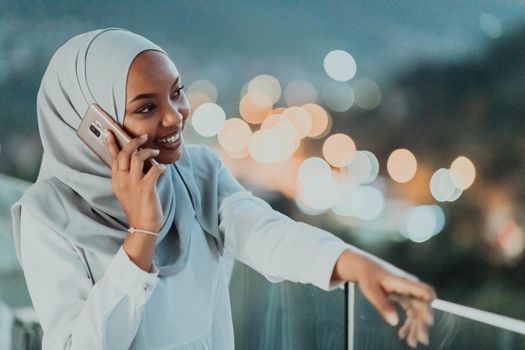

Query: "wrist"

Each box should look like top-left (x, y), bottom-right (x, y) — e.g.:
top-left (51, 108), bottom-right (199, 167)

top-left (333, 248), bottom-right (367, 283)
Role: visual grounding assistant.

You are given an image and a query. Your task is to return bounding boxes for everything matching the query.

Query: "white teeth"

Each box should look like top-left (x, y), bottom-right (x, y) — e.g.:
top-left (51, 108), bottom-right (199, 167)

top-left (158, 133), bottom-right (180, 143)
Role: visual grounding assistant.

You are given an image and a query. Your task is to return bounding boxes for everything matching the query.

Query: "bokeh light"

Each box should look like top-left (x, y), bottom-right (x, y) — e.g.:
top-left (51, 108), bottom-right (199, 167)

top-left (248, 129), bottom-right (294, 163)
top-left (298, 157), bottom-right (332, 185)
top-left (387, 148), bottom-right (417, 183)
top-left (284, 79), bottom-right (318, 106)
top-left (430, 168), bottom-right (463, 202)
top-left (323, 133), bottom-right (357, 168)
top-left (353, 78), bottom-right (382, 110)
top-left (282, 106), bottom-right (312, 138)
top-left (190, 102), bottom-right (226, 137)
top-left (322, 81), bottom-right (354, 112)
top-left (353, 185), bottom-right (385, 221)
top-left (400, 205), bottom-right (445, 243)
top-left (217, 118), bottom-right (252, 153)
top-left (239, 92), bottom-right (273, 124)
top-left (301, 103), bottom-right (331, 138)
top-left (187, 92), bottom-right (213, 110)
top-left (323, 49), bottom-right (357, 81)
top-left (480, 12), bottom-right (502, 38)
top-left (449, 156), bottom-right (476, 190)
top-left (340, 150), bottom-right (379, 184)
top-left (187, 79), bottom-right (218, 102)
top-left (300, 173), bottom-right (338, 210)
top-left (248, 74), bottom-right (281, 104)
top-left (331, 181), bottom-right (359, 217)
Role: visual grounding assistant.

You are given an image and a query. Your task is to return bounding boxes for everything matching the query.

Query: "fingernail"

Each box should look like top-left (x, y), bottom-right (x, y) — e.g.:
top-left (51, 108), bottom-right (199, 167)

top-left (140, 133), bottom-right (148, 140)
top-left (152, 149), bottom-right (160, 154)
top-left (387, 313), bottom-right (399, 326)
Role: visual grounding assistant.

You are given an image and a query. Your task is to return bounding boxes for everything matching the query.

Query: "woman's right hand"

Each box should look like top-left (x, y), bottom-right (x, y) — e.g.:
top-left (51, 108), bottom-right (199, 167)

top-left (104, 130), bottom-right (166, 233)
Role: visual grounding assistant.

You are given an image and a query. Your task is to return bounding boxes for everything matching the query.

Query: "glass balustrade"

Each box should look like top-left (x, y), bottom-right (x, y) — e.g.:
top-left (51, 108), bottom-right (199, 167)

top-left (347, 283), bottom-right (525, 350)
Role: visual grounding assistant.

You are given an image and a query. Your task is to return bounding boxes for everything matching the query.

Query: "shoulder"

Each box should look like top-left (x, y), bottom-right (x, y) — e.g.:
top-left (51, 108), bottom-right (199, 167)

top-left (184, 144), bottom-right (222, 171)
top-left (185, 144), bottom-right (221, 162)
top-left (17, 178), bottom-right (72, 228)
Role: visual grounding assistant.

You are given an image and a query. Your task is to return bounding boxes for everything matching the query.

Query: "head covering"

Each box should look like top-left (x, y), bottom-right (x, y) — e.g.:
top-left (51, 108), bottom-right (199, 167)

top-left (10, 28), bottom-right (231, 277)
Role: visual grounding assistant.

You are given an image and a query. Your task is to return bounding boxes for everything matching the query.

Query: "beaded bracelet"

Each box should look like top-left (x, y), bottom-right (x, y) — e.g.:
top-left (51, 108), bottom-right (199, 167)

top-left (128, 227), bottom-right (159, 237)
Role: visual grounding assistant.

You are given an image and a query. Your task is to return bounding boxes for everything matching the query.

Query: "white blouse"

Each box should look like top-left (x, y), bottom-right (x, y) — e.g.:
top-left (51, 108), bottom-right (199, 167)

top-left (19, 190), bottom-right (351, 349)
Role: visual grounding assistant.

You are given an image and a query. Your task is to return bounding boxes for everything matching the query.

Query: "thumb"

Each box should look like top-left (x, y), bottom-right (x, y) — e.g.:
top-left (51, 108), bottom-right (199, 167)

top-left (361, 284), bottom-right (399, 326)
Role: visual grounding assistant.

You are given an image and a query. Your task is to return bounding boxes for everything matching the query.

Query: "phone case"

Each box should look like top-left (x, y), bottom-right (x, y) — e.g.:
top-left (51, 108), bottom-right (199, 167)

top-left (77, 104), bottom-right (132, 167)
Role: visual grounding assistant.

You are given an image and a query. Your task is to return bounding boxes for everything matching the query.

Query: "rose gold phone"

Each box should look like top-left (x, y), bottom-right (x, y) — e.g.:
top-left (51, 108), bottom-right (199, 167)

top-left (77, 104), bottom-right (158, 170)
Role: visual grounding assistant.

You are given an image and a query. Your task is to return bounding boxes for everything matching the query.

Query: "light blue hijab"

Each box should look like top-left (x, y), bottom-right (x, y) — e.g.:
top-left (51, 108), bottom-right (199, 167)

top-left (10, 28), bottom-right (244, 278)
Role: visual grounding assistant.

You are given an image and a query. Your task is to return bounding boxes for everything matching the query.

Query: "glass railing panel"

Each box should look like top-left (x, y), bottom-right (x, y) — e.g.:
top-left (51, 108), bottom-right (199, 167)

top-left (229, 261), bottom-right (346, 350)
top-left (348, 283), bottom-right (525, 350)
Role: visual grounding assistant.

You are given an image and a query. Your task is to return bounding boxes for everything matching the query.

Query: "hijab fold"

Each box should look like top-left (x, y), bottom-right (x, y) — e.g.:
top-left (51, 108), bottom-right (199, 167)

top-left (10, 28), bottom-right (244, 278)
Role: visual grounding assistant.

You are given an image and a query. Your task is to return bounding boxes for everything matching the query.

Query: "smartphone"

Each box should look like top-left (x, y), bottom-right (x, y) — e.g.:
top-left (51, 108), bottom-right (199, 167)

top-left (77, 104), bottom-right (158, 170)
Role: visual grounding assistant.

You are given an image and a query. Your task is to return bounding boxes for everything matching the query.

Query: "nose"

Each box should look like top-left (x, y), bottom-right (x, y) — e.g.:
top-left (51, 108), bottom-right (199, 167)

top-left (161, 105), bottom-right (183, 128)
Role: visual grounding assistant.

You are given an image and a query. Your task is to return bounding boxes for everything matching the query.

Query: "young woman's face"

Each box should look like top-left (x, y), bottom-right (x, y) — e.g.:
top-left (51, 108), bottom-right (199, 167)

top-left (123, 50), bottom-right (190, 164)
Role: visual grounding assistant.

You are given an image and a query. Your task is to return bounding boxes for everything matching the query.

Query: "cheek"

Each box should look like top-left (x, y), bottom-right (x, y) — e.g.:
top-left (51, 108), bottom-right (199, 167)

top-left (123, 116), bottom-right (156, 139)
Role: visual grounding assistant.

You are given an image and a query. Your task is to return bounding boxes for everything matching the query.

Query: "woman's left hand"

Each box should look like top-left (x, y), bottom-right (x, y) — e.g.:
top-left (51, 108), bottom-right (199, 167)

top-left (332, 248), bottom-right (436, 348)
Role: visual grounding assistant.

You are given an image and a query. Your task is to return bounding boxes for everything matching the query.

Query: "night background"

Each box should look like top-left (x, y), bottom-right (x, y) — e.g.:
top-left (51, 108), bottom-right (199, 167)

top-left (1, 1), bottom-right (525, 349)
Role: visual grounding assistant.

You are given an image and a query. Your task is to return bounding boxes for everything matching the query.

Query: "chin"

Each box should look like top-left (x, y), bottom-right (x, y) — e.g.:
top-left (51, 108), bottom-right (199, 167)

top-left (156, 146), bottom-right (183, 164)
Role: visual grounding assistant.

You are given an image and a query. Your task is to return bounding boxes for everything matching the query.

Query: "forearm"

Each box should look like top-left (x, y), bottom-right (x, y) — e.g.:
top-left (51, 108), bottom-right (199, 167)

top-left (331, 247), bottom-right (368, 283)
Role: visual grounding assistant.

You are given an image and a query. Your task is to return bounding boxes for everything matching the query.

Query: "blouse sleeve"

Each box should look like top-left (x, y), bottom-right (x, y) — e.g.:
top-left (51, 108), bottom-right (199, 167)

top-left (19, 206), bottom-right (160, 350)
top-left (216, 160), bottom-right (351, 292)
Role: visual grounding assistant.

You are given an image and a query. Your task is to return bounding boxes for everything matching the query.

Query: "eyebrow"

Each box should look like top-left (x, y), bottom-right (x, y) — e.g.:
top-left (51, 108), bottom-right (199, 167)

top-left (128, 77), bottom-right (180, 105)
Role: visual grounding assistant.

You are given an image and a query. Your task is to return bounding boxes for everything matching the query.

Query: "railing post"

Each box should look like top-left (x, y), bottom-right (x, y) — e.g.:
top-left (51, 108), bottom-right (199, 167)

top-left (345, 282), bottom-right (355, 350)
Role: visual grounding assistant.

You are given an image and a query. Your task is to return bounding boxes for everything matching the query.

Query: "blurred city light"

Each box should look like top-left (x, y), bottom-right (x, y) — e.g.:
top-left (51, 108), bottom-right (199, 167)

top-left (322, 81), bottom-right (354, 112)
top-left (331, 181), bottom-right (359, 217)
top-left (323, 49), bottom-right (357, 81)
top-left (239, 91), bottom-right (273, 124)
top-left (298, 157), bottom-right (332, 185)
top-left (187, 79), bottom-right (218, 102)
top-left (387, 148), bottom-right (417, 183)
top-left (353, 185), bottom-right (385, 221)
top-left (450, 156), bottom-right (476, 190)
top-left (496, 220), bottom-right (525, 259)
top-left (322, 133), bottom-right (357, 168)
top-left (352, 78), bottom-right (382, 110)
top-left (301, 103), bottom-right (331, 139)
top-left (190, 102), bottom-right (226, 137)
top-left (400, 205), bottom-right (445, 243)
top-left (300, 173), bottom-right (338, 210)
top-left (248, 129), bottom-right (294, 163)
top-left (248, 74), bottom-right (281, 104)
top-left (430, 168), bottom-right (463, 202)
top-left (340, 150), bottom-right (379, 184)
top-left (284, 79), bottom-right (318, 106)
top-left (217, 117), bottom-right (252, 153)
top-left (187, 91), bottom-right (213, 110)
top-left (282, 106), bottom-right (312, 138)
top-left (480, 12), bottom-right (502, 38)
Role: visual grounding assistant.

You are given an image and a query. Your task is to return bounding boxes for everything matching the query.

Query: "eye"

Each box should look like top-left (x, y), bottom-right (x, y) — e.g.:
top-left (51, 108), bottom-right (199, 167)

top-left (137, 104), bottom-right (155, 114)
top-left (171, 85), bottom-right (185, 99)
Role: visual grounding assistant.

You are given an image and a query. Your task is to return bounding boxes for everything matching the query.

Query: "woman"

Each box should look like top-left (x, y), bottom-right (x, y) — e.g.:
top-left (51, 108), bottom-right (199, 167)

top-left (11, 28), bottom-right (434, 349)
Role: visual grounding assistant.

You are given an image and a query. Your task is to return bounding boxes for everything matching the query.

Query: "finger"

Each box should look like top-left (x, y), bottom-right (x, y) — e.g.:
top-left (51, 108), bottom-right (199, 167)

top-left (416, 320), bottom-right (430, 346)
top-left (104, 130), bottom-right (119, 161)
top-left (407, 321), bottom-right (419, 348)
top-left (361, 284), bottom-right (399, 326)
top-left (143, 162), bottom-right (167, 184)
top-left (130, 148), bottom-right (160, 181)
top-left (398, 319), bottom-right (411, 340)
top-left (118, 134), bottom-right (149, 171)
top-left (420, 303), bottom-right (434, 326)
top-left (385, 277), bottom-right (436, 302)
top-left (104, 131), bottom-right (121, 189)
